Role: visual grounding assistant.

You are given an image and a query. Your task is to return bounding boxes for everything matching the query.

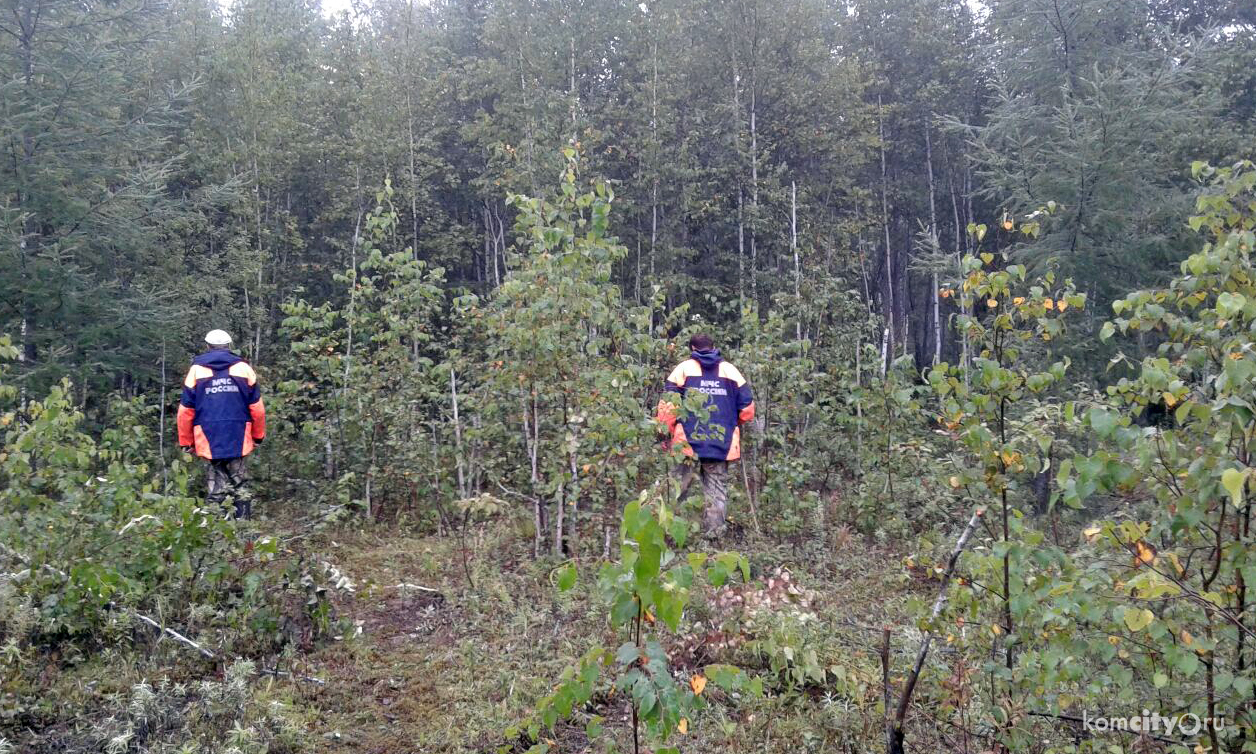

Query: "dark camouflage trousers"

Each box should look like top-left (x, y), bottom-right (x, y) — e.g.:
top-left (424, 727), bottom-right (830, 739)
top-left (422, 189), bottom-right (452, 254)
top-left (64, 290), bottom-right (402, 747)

top-left (207, 457), bottom-right (252, 519)
top-left (674, 460), bottom-right (729, 534)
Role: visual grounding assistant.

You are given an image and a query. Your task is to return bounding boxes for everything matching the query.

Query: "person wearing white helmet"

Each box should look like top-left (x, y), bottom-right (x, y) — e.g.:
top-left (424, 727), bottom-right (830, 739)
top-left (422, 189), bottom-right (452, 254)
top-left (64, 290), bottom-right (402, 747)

top-left (176, 329), bottom-right (266, 519)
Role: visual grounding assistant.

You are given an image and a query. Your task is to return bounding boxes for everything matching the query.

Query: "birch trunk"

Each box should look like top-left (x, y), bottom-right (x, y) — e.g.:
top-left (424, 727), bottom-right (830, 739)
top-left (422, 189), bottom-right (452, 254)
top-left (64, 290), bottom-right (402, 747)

top-left (450, 367), bottom-right (467, 499)
top-left (792, 181), bottom-right (801, 345)
top-left (650, 40), bottom-right (658, 291)
top-left (925, 125), bottom-right (941, 365)
top-left (878, 96), bottom-right (895, 358)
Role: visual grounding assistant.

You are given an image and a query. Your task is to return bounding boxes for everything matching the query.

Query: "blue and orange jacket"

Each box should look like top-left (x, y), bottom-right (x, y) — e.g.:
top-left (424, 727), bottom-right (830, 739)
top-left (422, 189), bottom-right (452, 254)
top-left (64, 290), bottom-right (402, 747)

top-left (655, 349), bottom-right (755, 461)
top-left (177, 349), bottom-right (266, 460)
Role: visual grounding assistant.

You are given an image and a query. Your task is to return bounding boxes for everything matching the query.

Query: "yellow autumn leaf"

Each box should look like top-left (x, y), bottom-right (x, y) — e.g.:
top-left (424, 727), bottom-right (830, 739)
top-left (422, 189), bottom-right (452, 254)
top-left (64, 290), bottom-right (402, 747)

top-left (949, 475), bottom-right (962, 489)
top-left (1181, 629), bottom-right (1194, 645)
top-left (1043, 298), bottom-right (1055, 310)
top-left (1083, 524), bottom-right (1102, 541)
top-left (678, 718), bottom-right (689, 734)
top-left (987, 298), bottom-right (999, 308)
top-left (690, 674), bottom-right (707, 696)
top-left (1057, 299), bottom-right (1069, 312)
top-left (1168, 552), bottom-right (1185, 576)
top-left (1134, 540), bottom-right (1156, 565)
top-left (1162, 392), bottom-right (1177, 407)
top-left (1013, 296), bottom-right (1025, 305)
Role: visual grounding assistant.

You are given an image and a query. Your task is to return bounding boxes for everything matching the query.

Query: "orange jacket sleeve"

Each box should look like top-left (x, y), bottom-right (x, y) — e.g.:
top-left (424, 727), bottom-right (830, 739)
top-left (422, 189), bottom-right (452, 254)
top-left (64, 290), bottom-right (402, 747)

top-left (249, 397), bottom-right (266, 440)
top-left (176, 405), bottom-right (195, 447)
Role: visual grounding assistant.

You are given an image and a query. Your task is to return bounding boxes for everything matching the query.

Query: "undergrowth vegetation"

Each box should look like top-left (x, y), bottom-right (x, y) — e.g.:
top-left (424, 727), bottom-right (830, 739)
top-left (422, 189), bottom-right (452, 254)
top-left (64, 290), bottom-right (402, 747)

top-left (4, 160), bottom-right (1256, 754)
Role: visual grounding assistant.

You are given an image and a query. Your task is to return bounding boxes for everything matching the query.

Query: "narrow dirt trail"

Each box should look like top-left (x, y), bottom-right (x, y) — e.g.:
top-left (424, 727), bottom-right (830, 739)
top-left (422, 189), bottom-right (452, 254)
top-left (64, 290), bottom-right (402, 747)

top-left (282, 526), bottom-right (915, 754)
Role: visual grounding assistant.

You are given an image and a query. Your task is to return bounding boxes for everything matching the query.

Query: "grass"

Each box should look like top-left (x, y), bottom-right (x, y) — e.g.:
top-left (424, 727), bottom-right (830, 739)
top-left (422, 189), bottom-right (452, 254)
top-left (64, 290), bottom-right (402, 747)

top-left (3, 501), bottom-right (937, 753)
top-left (281, 512), bottom-right (923, 754)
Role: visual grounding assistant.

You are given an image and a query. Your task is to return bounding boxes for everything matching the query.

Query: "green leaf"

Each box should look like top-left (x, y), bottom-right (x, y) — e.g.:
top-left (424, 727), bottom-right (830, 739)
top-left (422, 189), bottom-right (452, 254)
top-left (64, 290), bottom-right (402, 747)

top-left (656, 592), bottom-right (684, 631)
top-left (1222, 467), bottom-right (1247, 507)
top-left (555, 562), bottom-right (577, 592)
top-left (585, 716), bottom-right (604, 739)
top-left (635, 538), bottom-right (662, 583)
top-left (1088, 407), bottom-right (1118, 438)
top-left (611, 592), bottom-right (639, 625)
top-left (616, 642), bottom-right (641, 666)
top-left (1122, 607), bottom-right (1154, 632)
top-left (1217, 291), bottom-right (1247, 317)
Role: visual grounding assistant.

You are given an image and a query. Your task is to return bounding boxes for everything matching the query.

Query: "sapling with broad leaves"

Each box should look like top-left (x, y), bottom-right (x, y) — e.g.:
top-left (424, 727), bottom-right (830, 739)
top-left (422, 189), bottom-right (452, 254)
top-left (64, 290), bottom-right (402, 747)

top-left (513, 484), bottom-right (760, 754)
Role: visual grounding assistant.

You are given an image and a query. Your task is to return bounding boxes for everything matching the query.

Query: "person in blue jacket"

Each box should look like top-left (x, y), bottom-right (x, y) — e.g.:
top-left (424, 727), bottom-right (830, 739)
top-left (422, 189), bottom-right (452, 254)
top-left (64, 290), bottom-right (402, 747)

top-left (177, 329), bottom-right (266, 519)
top-left (655, 334), bottom-right (755, 536)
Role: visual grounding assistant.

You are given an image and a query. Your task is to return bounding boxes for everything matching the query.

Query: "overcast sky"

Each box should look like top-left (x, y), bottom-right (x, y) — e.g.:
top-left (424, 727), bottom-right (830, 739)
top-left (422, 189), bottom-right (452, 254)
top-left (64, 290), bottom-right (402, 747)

top-left (320, 0), bottom-right (354, 16)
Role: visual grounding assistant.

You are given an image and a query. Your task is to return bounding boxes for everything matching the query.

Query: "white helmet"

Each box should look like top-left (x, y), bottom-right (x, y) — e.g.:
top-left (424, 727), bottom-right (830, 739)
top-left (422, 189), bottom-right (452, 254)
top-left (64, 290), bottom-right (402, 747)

top-left (204, 329), bottom-right (233, 347)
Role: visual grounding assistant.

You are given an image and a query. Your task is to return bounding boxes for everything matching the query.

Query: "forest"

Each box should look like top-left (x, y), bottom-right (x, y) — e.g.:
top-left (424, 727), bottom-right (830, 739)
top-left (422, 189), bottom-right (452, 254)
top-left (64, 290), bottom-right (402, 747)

top-left (2, 0), bottom-right (1256, 751)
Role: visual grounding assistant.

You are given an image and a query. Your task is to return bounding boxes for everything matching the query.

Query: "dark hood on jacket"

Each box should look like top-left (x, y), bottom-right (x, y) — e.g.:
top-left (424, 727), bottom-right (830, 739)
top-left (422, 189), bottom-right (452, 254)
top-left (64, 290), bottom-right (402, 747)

top-left (691, 348), bottom-right (722, 370)
top-left (194, 349), bottom-right (243, 371)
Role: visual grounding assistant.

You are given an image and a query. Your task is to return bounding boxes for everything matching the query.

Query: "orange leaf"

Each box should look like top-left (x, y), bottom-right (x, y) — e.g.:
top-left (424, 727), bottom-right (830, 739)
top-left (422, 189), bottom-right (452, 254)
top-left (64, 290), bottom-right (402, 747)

top-left (987, 299), bottom-right (999, 308)
top-left (690, 674), bottom-right (707, 696)
top-left (677, 718), bottom-right (689, 734)
top-left (1043, 298), bottom-right (1055, 310)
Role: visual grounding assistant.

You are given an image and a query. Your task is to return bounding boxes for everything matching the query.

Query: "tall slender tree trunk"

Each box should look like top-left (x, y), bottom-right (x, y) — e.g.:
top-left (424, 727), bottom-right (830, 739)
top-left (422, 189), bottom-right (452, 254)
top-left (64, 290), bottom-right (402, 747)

top-left (450, 367), bottom-right (467, 499)
top-left (749, 91), bottom-right (759, 307)
top-left (737, 188), bottom-right (746, 307)
top-left (650, 40), bottom-right (659, 294)
top-left (17, 8), bottom-right (38, 395)
top-left (791, 181), bottom-right (801, 345)
top-left (159, 339), bottom-right (168, 491)
top-left (926, 124), bottom-right (941, 365)
top-left (519, 43), bottom-right (536, 195)
top-left (948, 147), bottom-right (968, 382)
top-left (406, 0), bottom-right (419, 250)
top-left (523, 389), bottom-right (544, 558)
top-left (878, 96), bottom-right (895, 360)
top-left (732, 61), bottom-right (746, 307)
top-left (569, 36), bottom-right (578, 142)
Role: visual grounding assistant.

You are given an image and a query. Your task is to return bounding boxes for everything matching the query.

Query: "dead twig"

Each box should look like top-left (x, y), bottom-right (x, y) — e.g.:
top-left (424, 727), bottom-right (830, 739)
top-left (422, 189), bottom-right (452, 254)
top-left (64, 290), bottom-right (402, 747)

top-left (888, 507), bottom-right (985, 754)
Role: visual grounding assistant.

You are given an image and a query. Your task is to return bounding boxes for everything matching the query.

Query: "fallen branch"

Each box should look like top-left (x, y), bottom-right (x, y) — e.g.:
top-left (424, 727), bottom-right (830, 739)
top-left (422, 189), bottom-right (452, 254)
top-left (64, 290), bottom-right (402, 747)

top-left (258, 667), bottom-right (327, 685)
top-left (887, 507), bottom-right (984, 754)
top-left (738, 451), bottom-right (763, 536)
top-left (390, 582), bottom-right (444, 596)
top-left (131, 611), bottom-right (216, 659)
top-left (881, 627), bottom-right (892, 749)
top-left (4, 545), bottom-right (325, 685)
